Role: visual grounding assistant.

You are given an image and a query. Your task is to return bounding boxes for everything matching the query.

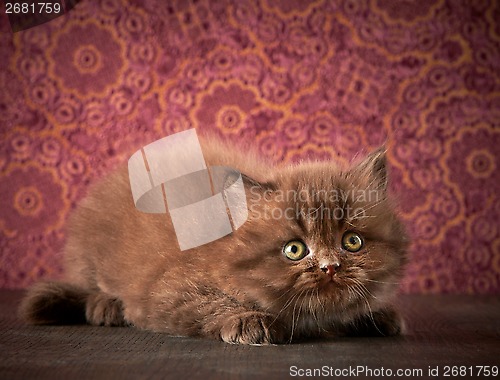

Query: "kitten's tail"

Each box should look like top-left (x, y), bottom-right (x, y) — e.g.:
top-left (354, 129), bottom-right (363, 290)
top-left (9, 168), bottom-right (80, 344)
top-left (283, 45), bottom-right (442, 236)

top-left (19, 281), bottom-right (89, 325)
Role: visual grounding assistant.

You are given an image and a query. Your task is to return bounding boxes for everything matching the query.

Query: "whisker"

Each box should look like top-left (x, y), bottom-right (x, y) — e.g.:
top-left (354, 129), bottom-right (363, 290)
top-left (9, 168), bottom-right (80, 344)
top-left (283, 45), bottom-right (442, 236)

top-left (349, 198), bottom-right (386, 220)
top-left (365, 279), bottom-right (400, 285)
top-left (289, 288), bottom-right (308, 343)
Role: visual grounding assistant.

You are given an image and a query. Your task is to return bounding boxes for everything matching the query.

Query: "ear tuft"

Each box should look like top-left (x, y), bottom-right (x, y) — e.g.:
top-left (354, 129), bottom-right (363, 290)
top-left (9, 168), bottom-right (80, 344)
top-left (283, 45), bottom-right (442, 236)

top-left (356, 146), bottom-right (388, 191)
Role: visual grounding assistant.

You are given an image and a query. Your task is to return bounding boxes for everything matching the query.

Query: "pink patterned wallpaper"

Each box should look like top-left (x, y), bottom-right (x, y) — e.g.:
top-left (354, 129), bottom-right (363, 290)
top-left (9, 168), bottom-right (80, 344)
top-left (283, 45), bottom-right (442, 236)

top-left (0, 0), bottom-right (499, 293)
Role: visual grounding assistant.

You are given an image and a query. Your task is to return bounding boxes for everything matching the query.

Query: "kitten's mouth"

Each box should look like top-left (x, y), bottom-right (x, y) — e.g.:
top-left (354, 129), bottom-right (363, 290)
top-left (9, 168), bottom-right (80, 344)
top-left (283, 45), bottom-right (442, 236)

top-left (320, 276), bottom-right (341, 289)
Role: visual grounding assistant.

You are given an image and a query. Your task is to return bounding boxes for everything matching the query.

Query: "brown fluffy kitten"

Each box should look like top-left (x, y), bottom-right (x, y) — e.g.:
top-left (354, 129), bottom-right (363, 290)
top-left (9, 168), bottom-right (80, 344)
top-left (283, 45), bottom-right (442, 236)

top-left (19, 135), bottom-right (408, 345)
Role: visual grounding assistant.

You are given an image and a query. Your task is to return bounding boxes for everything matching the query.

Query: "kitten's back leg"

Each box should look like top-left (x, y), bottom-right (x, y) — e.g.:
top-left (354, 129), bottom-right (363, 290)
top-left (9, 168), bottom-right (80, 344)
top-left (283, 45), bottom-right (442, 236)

top-left (19, 281), bottom-right (89, 325)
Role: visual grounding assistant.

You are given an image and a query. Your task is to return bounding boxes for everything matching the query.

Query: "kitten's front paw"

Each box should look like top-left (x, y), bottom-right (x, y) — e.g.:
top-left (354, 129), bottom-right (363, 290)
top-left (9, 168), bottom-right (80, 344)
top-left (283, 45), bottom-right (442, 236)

top-left (220, 312), bottom-right (287, 345)
top-left (347, 307), bottom-right (404, 337)
top-left (86, 292), bottom-right (128, 327)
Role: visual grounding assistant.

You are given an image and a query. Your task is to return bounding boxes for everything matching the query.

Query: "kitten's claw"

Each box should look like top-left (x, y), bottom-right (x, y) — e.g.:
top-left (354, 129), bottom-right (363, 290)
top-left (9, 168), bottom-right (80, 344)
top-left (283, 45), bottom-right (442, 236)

top-left (219, 312), bottom-right (286, 345)
top-left (85, 292), bottom-right (128, 327)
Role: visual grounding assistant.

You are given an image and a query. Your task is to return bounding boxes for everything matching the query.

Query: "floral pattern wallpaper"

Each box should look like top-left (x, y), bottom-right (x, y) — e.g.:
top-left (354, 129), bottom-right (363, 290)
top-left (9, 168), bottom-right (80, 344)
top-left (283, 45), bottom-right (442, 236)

top-left (0, 0), bottom-right (499, 293)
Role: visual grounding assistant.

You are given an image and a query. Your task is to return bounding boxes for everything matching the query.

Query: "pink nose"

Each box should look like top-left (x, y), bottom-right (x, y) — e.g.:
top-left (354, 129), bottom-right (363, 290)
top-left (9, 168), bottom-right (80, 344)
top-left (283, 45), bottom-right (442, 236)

top-left (320, 263), bottom-right (340, 276)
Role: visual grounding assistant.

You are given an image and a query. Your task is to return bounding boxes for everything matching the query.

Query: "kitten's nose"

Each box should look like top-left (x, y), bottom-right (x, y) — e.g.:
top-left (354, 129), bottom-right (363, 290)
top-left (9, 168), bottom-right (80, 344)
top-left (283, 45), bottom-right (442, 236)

top-left (320, 262), bottom-right (340, 276)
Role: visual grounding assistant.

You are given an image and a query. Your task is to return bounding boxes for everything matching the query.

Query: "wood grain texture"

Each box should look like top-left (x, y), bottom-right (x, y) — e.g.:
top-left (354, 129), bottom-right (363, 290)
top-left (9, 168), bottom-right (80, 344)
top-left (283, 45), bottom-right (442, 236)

top-left (1, 290), bottom-right (499, 380)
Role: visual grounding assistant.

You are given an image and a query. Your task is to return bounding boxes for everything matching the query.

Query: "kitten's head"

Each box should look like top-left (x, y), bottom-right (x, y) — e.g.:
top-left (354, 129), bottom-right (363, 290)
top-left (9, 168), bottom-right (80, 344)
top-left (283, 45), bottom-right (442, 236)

top-left (222, 147), bottom-right (408, 331)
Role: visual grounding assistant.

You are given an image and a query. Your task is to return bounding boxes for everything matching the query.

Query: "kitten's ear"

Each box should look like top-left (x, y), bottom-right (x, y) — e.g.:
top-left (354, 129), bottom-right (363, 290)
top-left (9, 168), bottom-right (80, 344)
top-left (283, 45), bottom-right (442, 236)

top-left (354, 146), bottom-right (388, 192)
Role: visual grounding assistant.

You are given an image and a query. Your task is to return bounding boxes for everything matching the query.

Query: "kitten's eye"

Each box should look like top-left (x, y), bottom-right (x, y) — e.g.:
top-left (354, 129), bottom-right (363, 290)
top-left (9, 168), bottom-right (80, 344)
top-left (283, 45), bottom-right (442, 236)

top-left (283, 240), bottom-right (308, 261)
top-left (342, 231), bottom-right (364, 252)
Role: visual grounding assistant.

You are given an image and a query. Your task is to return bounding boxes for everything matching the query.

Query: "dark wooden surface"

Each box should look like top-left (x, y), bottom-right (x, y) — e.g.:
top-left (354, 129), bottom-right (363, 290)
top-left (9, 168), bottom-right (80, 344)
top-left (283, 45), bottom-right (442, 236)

top-left (0, 290), bottom-right (499, 380)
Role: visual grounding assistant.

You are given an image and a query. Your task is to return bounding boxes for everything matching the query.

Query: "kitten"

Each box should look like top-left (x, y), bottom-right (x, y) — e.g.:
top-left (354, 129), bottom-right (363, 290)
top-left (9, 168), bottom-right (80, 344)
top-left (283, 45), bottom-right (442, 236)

top-left (19, 135), bottom-right (408, 345)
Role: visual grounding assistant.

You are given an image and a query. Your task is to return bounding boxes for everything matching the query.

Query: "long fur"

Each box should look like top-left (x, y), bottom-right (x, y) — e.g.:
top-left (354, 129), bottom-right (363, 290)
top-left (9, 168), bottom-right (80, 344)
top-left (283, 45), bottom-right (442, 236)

top-left (19, 136), bottom-right (408, 344)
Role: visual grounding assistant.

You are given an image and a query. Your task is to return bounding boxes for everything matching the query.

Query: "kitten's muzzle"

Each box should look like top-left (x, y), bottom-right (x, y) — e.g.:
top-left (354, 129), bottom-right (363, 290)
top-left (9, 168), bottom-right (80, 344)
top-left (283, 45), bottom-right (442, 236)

top-left (320, 262), bottom-right (340, 276)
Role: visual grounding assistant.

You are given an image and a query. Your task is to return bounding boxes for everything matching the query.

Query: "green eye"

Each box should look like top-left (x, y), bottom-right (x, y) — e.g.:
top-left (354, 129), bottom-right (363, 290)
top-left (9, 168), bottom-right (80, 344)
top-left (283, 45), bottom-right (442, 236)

top-left (342, 231), bottom-right (364, 252)
top-left (283, 240), bottom-right (308, 261)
